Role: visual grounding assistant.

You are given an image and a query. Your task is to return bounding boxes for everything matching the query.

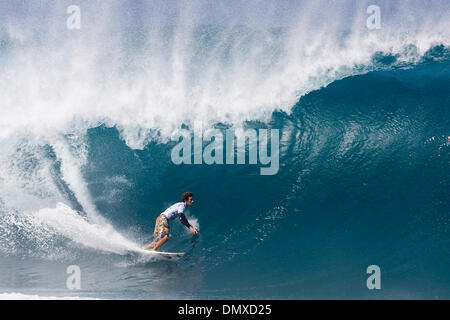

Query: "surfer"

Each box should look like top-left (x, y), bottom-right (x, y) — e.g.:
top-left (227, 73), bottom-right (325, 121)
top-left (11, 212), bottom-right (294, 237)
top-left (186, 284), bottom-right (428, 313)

top-left (144, 192), bottom-right (198, 251)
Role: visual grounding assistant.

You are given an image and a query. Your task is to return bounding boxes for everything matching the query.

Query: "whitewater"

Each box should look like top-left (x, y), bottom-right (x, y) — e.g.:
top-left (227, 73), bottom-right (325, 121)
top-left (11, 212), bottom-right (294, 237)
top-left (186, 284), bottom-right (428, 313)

top-left (0, 0), bottom-right (449, 299)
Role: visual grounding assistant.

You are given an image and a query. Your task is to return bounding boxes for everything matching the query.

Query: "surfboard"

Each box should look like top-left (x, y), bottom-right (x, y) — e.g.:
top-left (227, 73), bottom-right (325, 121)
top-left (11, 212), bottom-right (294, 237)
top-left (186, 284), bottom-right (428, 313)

top-left (145, 250), bottom-right (184, 261)
top-left (127, 248), bottom-right (185, 261)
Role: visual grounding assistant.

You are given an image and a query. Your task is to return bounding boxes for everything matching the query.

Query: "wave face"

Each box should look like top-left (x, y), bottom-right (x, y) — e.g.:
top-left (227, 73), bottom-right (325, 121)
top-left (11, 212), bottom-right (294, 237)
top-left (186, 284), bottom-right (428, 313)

top-left (0, 1), bottom-right (449, 299)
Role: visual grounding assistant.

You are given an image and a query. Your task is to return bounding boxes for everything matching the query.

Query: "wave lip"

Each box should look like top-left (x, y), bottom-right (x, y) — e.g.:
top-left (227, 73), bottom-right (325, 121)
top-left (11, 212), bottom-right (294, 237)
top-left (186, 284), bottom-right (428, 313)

top-left (1, 2), bottom-right (450, 147)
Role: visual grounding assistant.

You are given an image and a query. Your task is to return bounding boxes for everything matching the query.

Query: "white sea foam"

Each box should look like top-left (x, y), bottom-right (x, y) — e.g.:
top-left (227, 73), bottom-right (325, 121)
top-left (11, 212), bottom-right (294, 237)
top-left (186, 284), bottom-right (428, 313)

top-left (32, 202), bottom-right (140, 254)
top-left (0, 201), bottom-right (143, 257)
top-left (0, 1), bottom-right (448, 147)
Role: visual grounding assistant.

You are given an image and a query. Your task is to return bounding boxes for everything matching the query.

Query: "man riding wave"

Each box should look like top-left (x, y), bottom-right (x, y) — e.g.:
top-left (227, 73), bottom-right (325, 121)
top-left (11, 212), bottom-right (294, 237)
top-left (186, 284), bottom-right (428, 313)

top-left (145, 192), bottom-right (198, 251)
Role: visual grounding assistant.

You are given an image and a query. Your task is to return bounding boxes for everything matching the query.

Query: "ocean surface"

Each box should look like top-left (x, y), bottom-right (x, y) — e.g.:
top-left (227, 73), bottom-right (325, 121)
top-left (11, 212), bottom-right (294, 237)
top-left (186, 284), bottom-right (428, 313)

top-left (0, 1), bottom-right (449, 299)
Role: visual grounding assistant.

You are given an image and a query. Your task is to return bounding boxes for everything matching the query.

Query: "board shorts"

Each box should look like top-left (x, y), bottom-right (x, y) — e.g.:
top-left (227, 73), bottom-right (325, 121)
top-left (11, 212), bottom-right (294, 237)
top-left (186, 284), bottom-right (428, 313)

top-left (153, 214), bottom-right (169, 242)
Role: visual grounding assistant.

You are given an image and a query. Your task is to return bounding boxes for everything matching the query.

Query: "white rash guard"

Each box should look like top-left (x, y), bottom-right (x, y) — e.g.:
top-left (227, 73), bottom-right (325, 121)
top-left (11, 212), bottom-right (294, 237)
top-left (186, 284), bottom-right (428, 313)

top-left (161, 202), bottom-right (191, 228)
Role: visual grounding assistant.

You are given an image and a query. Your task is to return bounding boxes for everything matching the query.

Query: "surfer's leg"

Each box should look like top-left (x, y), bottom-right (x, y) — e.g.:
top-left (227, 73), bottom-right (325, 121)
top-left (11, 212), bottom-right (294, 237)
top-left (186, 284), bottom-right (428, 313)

top-left (144, 216), bottom-right (162, 249)
top-left (152, 233), bottom-right (169, 251)
top-left (146, 215), bottom-right (169, 251)
top-left (144, 242), bottom-right (155, 249)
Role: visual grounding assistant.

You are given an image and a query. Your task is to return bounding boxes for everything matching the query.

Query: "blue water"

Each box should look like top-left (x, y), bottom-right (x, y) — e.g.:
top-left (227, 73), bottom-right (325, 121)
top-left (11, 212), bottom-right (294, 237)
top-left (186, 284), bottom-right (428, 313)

top-left (0, 1), bottom-right (449, 299)
top-left (1, 58), bottom-right (448, 299)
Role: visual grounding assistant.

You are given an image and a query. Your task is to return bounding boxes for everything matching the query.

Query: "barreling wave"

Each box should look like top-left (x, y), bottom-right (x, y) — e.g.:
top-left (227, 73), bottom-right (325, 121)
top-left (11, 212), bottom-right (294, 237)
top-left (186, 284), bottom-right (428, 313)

top-left (0, 0), bottom-right (449, 298)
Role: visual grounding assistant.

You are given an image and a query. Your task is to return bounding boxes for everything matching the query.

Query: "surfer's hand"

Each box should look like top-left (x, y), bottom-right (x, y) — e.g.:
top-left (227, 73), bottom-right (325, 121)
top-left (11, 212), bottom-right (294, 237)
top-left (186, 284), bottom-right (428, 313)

top-left (189, 226), bottom-right (198, 234)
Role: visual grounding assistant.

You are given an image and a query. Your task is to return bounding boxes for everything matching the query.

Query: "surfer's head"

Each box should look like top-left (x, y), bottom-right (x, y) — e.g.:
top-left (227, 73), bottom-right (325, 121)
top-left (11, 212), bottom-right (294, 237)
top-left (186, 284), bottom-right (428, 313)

top-left (181, 192), bottom-right (194, 206)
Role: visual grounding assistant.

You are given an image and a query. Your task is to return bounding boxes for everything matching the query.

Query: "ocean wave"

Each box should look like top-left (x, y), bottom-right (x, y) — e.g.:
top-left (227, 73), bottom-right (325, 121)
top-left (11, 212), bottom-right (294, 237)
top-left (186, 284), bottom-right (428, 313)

top-left (0, 1), bottom-right (449, 147)
top-left (0, 0), bottom-right (449, 298)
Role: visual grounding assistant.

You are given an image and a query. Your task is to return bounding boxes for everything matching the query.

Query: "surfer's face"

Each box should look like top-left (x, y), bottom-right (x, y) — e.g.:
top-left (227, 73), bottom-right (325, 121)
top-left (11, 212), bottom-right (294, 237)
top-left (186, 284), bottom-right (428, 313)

top-left (185, 197), bottom-right (194, 207)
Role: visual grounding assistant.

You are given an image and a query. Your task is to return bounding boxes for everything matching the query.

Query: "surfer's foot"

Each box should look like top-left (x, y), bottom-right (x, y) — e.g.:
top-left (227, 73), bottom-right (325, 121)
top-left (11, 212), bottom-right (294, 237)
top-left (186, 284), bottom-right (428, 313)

top-left (144, 242), bottom-right (155, 250)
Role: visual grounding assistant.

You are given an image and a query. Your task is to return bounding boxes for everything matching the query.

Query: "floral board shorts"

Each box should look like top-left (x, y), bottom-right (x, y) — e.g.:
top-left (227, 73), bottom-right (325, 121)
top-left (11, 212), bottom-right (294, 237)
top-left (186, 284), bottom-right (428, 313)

top-left (153, 214), bottom-right (169, 242)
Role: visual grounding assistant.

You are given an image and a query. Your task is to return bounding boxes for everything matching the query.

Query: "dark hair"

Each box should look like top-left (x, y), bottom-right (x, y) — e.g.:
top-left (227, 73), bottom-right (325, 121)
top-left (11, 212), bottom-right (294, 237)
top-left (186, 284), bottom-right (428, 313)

top-left (181, 192), bottom-right (193, 202)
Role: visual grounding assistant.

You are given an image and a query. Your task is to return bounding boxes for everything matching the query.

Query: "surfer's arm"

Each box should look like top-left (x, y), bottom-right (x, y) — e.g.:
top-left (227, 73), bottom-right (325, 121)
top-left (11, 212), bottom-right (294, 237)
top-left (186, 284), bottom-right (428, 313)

top-left (178, 212), bottom-right (191, 228)
top-left (178, 213), bottom-right (198, 234)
